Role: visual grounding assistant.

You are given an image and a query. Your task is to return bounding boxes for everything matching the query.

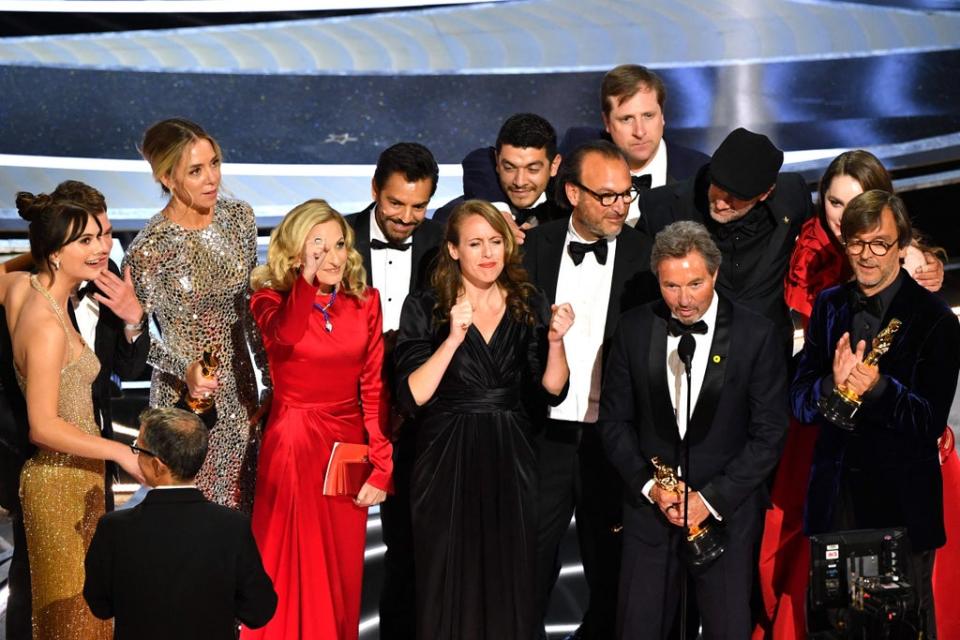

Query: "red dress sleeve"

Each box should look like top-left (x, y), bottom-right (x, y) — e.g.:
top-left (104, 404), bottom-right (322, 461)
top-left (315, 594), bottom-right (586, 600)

top-left (784, 217), bottom-right (846, 328)
top-left (360, 289), bottom-right (393, 493)
top-left (250, 275), bottom-right (316, 346)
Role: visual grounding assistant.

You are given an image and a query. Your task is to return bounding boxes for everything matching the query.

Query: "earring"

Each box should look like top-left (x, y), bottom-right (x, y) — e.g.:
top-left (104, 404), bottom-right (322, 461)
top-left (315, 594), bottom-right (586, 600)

top-left (52, 258), bottom-right (60, 271)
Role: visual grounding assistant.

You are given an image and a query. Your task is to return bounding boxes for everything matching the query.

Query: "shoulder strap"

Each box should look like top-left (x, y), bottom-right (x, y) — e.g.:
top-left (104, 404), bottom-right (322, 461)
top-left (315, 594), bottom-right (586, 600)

top-left (29, 275), bottom-right (75, 361)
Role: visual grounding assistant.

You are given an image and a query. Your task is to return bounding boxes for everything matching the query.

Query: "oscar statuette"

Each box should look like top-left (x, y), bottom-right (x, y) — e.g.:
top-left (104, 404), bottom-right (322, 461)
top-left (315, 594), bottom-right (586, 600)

top-left (818, 318), bottom-right (901, 431)
top-left (179, 347), bottom-right (220, 428)
top-left (651, 456), bottom-right (725, 567)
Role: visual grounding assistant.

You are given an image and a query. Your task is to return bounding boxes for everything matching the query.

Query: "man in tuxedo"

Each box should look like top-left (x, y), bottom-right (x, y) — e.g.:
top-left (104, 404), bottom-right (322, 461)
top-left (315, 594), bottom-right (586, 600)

top-left (792, 190), bottom-right (960, 638)
top-left (597, 220), bottom-right (788, 638)
top-left (433, 112), bottom-right (565, 234)
top-left (84, 407), bottom-right (277, 639)
top-left (559, 64), bottom-right (710, 228)
top-left (0, 180), bottom-right (149, 640)
top-left (522, 139), bottom-right (659, 639)
top-left (640, 127), bottom-right (814, 351)
top-left (344, 141), bottom-right (442, 639)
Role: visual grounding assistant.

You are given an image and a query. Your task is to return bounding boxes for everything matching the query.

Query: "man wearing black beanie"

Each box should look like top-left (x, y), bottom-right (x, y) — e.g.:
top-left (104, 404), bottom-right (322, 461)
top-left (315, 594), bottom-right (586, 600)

top-left (640, 127), bottom-right (813, 351)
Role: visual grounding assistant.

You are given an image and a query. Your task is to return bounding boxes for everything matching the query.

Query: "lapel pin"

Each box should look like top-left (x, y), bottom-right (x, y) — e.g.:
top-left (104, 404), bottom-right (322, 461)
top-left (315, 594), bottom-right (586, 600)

top-left (712, 354), bottom-right (722, 364)
top-left (783, 216), bottom-right (790, 224)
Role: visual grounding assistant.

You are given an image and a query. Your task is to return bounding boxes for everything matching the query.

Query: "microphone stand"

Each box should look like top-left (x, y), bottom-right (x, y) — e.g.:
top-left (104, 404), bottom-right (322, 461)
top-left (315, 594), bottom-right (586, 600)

top-left (679, 334), bottom-right (695, 640)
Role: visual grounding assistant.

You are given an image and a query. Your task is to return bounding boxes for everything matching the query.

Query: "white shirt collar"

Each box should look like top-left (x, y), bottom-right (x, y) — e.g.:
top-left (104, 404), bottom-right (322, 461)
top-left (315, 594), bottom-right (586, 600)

top-left (632, 138), bottom-right (669, 188)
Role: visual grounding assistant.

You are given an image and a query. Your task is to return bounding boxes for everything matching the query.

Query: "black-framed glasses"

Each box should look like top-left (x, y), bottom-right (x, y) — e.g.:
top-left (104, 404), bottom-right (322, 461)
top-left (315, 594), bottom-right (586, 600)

top-left (131, 437), bottom-right (159, 459)
top-left (844, 239), bottom-right (897, 256)
top-left (573, 182), bottom-right (638, 207)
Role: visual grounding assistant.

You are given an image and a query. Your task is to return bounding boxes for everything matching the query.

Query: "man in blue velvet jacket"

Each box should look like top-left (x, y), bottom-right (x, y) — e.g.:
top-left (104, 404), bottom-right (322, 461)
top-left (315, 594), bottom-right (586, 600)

top-left (791, 189), bottom-right (960, 638)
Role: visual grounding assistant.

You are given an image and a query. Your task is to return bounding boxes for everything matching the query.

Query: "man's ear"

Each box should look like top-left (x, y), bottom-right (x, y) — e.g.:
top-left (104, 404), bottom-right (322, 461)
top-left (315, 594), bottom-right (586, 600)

top-left (757, 184), bottom-right (776, 203)
top-left (549, 154), bottom-right (562, 178)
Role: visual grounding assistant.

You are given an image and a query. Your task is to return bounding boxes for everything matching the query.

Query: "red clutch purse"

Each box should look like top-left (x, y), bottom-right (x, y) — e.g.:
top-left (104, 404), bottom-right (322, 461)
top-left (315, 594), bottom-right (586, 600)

top-left (322, 442), bottom-right (372, 497)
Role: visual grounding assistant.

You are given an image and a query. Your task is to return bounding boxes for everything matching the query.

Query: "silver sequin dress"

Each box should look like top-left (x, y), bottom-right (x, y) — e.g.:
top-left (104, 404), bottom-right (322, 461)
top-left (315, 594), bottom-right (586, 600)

top-left (124, 198), bottom-right (267, 512)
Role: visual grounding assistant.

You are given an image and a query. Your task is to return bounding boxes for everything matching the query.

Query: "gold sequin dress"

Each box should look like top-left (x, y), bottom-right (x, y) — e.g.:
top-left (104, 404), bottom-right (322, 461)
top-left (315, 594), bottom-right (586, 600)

top-left (18, 276), bottom-right (111, 640)
top-left (124, 198), bottom-right (266, 512)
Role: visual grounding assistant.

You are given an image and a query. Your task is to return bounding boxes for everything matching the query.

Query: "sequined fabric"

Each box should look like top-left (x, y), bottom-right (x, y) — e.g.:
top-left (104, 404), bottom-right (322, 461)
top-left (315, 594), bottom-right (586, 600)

top-left (18, 277), bottom-right (111, 640)
top-left (124, 199), bottom-right (267, 512)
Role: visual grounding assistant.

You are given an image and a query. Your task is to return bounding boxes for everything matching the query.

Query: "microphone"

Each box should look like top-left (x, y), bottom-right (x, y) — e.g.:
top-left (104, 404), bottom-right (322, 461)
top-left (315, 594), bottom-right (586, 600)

top-left (678, 333), bottom-right (696, 375)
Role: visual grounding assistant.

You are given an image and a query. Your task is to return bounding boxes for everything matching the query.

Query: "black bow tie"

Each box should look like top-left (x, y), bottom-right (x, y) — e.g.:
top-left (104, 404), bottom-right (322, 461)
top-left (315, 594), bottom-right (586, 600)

top-left (568, 240), bottom-right (608, 266)
top-left (371, 238), bottom-right (412, 252)
top-left (76, 281), bottom-right (98, 301)
top-left (632, 174), bottom-right (653, 191)
top-left (667, 317), bottom-right (708, 337)
top-left (849, 289), bottom-right (883, 317)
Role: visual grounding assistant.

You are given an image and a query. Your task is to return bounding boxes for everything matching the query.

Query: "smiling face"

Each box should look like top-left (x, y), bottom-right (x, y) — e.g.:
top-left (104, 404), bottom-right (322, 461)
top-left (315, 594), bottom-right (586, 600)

top-left (566, 151), bottom-right (632, 241)
top-left (602, 86), bottom-right (665, 172)
top-left (164, 138), bottom-right (221, 213)
top-left (372, 172), bottom-right (432, 244)
top-left (657, 250), bottom-right (717, 324)
top-left (823, 174), bottom-right (864, 239)
top-left (51, 214), bottom-right (109, 281)
top-left (495, 144), bottom-right (560, 209)
top-left (447, 214), bottom-right (505, 288)
top-left (304, 220), bottom-right (347, 291)
top-left (847, 207), bottom-right (906, 297)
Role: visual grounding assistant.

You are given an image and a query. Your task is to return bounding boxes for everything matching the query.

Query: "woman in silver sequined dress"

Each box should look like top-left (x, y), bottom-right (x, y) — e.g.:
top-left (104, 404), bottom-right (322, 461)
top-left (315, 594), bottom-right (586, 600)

top-left (125, 118), bottom-right (267, 512)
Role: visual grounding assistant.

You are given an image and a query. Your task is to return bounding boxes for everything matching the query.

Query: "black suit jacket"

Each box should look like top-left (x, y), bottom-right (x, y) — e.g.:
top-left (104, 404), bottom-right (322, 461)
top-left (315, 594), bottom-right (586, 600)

top-left (597, 295), bottom-right (789, 543)
top-left (83, 487), bottom-right (277, 639)
top-left (345, 204), bottom-right (443, 293)
top-left (558, 127), bottom-right (710, 183)
top-left (791, 273), bottom-right (960, 551)
top-left (521, 218), bottom-right (658, 345)
top-left (432, 146), bottom-right (566, 226)
top-left (640, 166), bottom-right (813, 342)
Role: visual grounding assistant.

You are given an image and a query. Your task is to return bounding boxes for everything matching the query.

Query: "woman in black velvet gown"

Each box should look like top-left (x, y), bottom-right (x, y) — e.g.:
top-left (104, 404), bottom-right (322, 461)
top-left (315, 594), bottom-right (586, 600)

top-left (394, 200), bottom-right (573, 640)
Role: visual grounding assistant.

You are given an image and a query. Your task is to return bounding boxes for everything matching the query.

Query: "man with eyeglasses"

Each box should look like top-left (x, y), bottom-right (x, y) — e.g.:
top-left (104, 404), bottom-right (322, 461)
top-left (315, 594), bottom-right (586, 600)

top-left (792, 190), bottom-right (960, 639)
top-left (84, 407), bottom-right (277, 640)
top-left (641, 128), bottom-right (813, 353)
top-left (521, 139), bottom-right (659, 639)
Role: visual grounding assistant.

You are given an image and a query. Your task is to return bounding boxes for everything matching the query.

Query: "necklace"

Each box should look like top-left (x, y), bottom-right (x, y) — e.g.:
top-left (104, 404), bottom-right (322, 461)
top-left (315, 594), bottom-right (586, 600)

top-left (313, 288), bottom-right (337, 332)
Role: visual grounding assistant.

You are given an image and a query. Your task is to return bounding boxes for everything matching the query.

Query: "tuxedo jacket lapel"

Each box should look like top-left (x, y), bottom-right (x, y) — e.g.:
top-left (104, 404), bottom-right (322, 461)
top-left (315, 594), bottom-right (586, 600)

top-left (649, 301), bottom-right (681, 446)
top-left (606, 236), bottom-right (642, 339)
top-left (353, 205), bottom-right (374, 286)
top-left (538, 223), bottom-right (565, 303)
top-left (687, 295), bottom-right (731, 445)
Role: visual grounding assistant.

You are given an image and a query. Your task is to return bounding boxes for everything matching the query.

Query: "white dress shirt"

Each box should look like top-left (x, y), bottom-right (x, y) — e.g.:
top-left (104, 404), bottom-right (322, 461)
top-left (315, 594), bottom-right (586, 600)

top-left (368, 211), bottom-right (413, 333)
top-left (548, 221), bottom-right (617, 423)
top-left (643, 293), bottom-right (723, 519)
top-left (491, 191), bottom-right (547, 222)
top-left (71, 283), bottom-right (100, 349)
top-left (626, 140), bottom-right (669, 228)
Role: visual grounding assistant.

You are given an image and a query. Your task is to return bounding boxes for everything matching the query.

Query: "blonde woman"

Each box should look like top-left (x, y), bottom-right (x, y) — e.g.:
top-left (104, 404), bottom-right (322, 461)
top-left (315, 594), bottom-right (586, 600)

top-left (243, 199), bottom-right (392, 640)
top-left (124, 118), bottom-right (266, 512)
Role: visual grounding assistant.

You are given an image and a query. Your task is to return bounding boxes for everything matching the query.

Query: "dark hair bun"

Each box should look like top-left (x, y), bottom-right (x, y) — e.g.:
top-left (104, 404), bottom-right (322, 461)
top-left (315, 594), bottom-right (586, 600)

top-left (15, 191), bottom-right (52, 222)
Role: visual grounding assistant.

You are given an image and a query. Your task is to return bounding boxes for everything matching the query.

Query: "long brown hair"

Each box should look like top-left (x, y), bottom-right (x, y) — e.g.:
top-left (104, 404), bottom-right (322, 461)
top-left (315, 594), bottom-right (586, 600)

top-left (818, 150), bottom-right (892, 239)
top-left (431, 200), bottom-right (538, 327)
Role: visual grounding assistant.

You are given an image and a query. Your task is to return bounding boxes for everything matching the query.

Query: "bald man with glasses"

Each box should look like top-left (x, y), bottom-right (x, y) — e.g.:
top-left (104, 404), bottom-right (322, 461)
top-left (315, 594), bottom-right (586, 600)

top-left (521, 139), bottom-right (659, 639)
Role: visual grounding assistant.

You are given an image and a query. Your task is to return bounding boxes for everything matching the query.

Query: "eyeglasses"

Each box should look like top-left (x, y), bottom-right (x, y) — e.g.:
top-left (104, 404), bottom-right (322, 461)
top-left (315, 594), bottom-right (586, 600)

top-left (131, 437), bottom-right (160, 459)
top-left (573, 182), bottom-right (638, 207)
top-left (844, 239), bottom-right (898, 257)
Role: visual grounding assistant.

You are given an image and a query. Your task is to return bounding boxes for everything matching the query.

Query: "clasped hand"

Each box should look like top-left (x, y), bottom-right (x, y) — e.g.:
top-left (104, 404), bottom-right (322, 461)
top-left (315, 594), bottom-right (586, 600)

top-left (832, 332), bottom-right (880, 397)
top-left (548, 303), bottom-right (575, 343)
top-left (651, 481), bottom-right (710, 528)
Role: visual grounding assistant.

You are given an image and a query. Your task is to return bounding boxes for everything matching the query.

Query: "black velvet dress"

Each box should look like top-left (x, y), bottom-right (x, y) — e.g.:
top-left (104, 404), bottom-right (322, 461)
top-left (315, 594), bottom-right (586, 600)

top-left (394, 288), bottom-right (565, 640)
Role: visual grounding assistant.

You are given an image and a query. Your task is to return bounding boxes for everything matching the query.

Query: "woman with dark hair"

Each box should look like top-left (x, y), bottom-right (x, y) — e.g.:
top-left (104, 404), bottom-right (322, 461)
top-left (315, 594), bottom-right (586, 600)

top-left (0, 189), bottom-right (144, 640)
top-left (756, 151), bottom-right (949, 639)
top-left (125, 118), bottom-right (267, 513)
top-left (394, 200), bottom-right (573, 639)
top-left (243, 199), bottom-right (392, 640)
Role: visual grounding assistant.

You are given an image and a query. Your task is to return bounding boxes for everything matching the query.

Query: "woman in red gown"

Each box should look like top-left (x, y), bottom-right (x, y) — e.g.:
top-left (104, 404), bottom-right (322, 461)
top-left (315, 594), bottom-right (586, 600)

top-left (756, 151), bottom-right (952, 639)
top-left (242, 199), bottom-right (393, 640)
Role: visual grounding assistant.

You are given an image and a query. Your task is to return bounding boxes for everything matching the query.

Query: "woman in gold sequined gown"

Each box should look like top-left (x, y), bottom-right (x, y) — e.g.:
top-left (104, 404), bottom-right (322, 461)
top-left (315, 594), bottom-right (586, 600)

top-left (0, 190), bottom-right (145, 640)
top-left (125, 119), bottom-right (267, 512)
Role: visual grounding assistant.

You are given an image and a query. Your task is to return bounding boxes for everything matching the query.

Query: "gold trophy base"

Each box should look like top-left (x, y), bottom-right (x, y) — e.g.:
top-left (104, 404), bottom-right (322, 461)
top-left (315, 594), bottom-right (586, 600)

top-left (817, 385), bottom-right (862, 431)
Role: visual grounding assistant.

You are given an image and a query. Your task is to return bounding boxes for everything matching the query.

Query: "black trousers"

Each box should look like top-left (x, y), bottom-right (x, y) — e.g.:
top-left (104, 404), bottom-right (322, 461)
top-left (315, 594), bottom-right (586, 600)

top-left (378, 428), bottom-right (417, 640)
top-left (2, 452), bottom-right (31, 640)
top-left (535, 419), bottom-right (622, 639)
top-left (617, 501), bottom-right (761, 640)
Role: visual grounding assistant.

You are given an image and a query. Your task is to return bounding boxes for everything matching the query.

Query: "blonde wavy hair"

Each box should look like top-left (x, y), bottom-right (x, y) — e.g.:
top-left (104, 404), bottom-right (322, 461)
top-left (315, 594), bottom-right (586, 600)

top-left (250, 199), bottom-right (367, 297)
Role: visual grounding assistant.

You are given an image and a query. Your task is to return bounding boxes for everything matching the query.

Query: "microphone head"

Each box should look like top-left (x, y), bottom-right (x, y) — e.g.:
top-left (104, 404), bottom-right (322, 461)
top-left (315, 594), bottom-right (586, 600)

top-left (678, 333), bottom-right (696, 370)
